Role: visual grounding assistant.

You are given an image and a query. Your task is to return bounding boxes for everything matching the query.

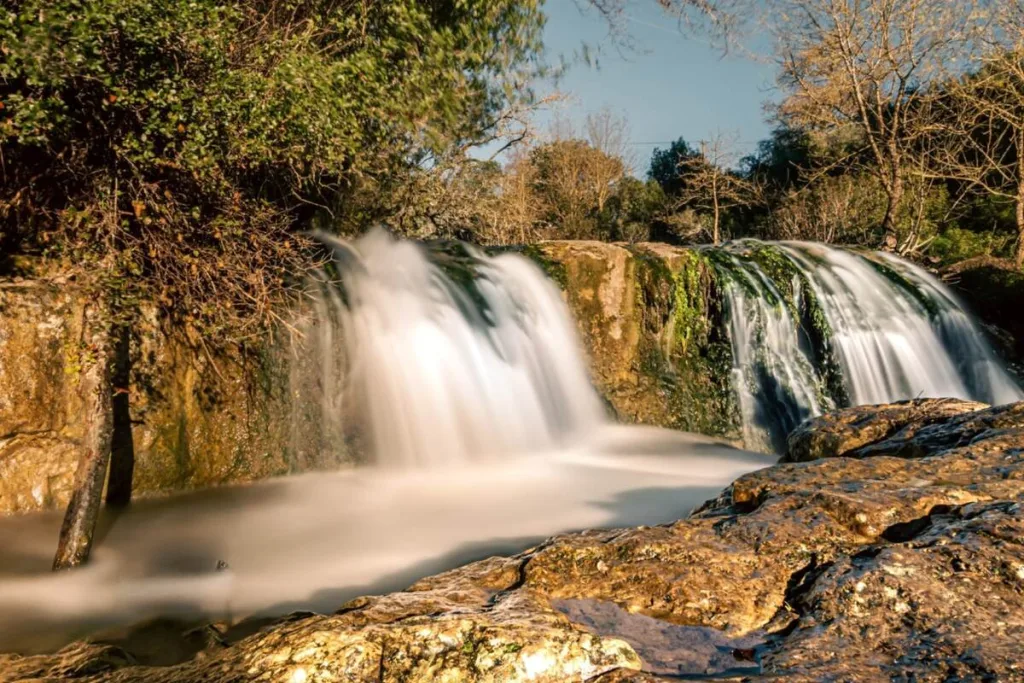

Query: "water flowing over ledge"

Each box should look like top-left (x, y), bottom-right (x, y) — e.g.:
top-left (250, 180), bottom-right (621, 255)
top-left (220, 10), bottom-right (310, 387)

top-left (0, 233), bottom-right (1019, 657)
top-left (1, 236), bottom-right (1020, 516)
top-left (313, 233), bottom-right (1022, 457)
top-left (315, 229), bottom-right (606, 467)
top-left (711, 240), bottom-right (1023, 451)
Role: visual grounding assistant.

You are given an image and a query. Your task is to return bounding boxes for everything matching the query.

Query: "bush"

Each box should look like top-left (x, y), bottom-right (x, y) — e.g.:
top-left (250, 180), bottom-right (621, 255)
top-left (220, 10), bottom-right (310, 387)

top-left (930, 228), bottom-right (1010, 266)
top-left (0, 0), bottom-right (543, 337)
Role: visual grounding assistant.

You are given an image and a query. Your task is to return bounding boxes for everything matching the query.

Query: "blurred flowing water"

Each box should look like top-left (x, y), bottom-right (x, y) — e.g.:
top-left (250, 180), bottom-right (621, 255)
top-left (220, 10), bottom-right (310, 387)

top-left (713, 241), bottom-right (1022, 451)
top-left (314, 229), bottom-right (605, 467)
top-left (0, 230), bottom-right (772, 655)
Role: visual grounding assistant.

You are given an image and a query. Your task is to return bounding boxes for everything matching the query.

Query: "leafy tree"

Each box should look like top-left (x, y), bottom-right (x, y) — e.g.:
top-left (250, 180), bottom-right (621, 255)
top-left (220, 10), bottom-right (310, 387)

top-left (655, 134), bottom-right (760, 244)
top-left (1, 0), bottom-right (544, 333)
top-left (742, 126), bottom-right (814, 192)
top-left (599, 177), bottom-right (668, 242)
top-left (530, 139), bottom-right (626, 239)
top-left (648, 138), bottom-right (698, 196)
top-left (0, 0), bottom-right (544, 567)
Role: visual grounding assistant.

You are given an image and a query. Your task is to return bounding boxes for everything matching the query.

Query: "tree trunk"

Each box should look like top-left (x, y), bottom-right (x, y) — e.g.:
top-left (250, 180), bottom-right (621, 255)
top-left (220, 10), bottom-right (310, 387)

top-left (1017, 131), bottom-right (1024, 270)
top-left (106, 325), bottom-right (135, 507)
top-left (53, 308), bottom-right (115, 571)
top-left (880, 175), bottom-right (903, 251)
top-left (712, 201), bottom-right (720, 244)
top-left (712, 173), bottom-right (721, 244)
top-left (1016, 192), bottom-right (1024, 269)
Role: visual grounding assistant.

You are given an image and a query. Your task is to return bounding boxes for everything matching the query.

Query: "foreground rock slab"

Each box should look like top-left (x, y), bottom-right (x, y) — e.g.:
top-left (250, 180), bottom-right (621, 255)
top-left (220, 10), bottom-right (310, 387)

top-left (3, 399), bottom-right (1024, 681)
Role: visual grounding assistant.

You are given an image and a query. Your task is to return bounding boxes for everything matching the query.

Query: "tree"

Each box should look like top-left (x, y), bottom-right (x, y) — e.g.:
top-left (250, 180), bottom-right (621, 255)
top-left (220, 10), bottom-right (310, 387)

top-left (584, 108), bottom-right (638, 173)
top-left (924, 5), bottom-right (1024, 267)
top-left (0, 0), bottom-right (545, 567)
top-left (530, 139), bottom-right (627, 239)
top-left (769, 0), bottom-right (985, 249)
top-left (649, 138), bottom-right (699, 196)
top-left (742, 126), bottom-right (814, 193)
top-left (768, 172), bottom-right (887, 244)
top-left (581, 0), bottom-right (745, 47)
top-left (668, 134), bottom-right (760, 243)
top-left (599, 177), bottom-right (669, 242)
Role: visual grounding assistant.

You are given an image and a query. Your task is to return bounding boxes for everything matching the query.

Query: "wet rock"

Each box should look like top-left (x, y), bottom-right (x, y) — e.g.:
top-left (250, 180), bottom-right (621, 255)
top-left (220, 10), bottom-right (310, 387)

top-left (0, 274), bottom-right (351, 514)
top-left (0, 589), bottom-right (641, 683)
top-left (853, 400), bottom-right (1024, 460)
top-left (759, 501), bottom-right (1024, 681)
top-left (4, 401), bottom-right (1024, 681)
top-left (536, 242), bottom-right (738, 440)
top-left (784, 398), bottom-right (988, 462)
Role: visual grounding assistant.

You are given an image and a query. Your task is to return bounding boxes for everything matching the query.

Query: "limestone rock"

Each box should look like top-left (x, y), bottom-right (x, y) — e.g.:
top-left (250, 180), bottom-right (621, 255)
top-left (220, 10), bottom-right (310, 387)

top-left (5, 401), bottom-right (1024, 681)
top-left (0, 274), bottom-right (350, 514)
top-left (759, 501), bottom-right (1024, 681)
top-left (784, 398), bottom-right (988, 463)
top-left (0, 588), bottom-right (641, 683)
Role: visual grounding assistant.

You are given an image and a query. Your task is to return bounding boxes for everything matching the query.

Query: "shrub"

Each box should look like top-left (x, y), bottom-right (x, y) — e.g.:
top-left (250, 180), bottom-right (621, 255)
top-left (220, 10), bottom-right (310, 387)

top-left (0, 0), bottom-right (543, 337)
top-left (930, 228), bottom-right (1010, 266)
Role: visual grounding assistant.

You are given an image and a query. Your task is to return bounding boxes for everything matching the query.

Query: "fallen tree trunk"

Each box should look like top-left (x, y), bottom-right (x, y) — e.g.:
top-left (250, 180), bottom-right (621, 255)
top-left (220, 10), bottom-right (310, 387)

top-left (53, 307), bottom-right (115, 571)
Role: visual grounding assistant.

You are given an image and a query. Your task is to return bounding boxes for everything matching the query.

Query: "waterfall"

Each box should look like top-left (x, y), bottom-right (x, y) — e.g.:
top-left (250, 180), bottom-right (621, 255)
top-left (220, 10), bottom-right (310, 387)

top-left (714, 240), bottom-right (1023, 451)
top-left (315, 228), bottom-right (605, 467)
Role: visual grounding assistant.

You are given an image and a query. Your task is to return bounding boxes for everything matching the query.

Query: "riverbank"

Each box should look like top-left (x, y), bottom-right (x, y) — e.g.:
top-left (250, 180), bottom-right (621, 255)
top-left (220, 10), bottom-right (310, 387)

top-left (2, 398), bottom-right (1022, 681)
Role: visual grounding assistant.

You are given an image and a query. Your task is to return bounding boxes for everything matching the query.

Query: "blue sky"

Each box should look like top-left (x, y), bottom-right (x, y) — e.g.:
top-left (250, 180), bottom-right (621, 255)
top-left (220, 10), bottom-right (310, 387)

top-left (532, 0), bottom-right (779, 173)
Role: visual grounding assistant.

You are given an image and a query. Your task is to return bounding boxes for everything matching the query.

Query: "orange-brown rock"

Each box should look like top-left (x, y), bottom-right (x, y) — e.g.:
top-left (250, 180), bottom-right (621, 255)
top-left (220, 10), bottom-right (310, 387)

top-left (784, 397), bottom-right (988, 463)
top-left (3, 400), bottom-right (1024, 681)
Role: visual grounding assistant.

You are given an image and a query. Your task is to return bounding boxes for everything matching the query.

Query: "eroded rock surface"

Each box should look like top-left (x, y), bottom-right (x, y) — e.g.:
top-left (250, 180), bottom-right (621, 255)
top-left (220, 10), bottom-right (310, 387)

top-left (784, 397), bottom-right (988, 463)
top-left (2, 400), bottom-right (1023, 680)
top-left (0, 274), bottom-right (353, 514)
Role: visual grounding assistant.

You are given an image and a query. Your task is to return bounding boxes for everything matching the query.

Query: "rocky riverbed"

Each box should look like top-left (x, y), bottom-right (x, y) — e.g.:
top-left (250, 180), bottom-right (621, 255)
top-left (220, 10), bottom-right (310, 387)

top-left (2, 397), bottom-right (1024, 682)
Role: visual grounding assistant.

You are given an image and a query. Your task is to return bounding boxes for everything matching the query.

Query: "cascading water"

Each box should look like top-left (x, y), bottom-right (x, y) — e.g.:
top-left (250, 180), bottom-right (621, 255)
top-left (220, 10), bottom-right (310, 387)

top-left (0, 230), bottom-right (775, 654)
top-left (713, 240), bottom-right (1023, 451)
top-left (315, 229), bottom-right (605, 467)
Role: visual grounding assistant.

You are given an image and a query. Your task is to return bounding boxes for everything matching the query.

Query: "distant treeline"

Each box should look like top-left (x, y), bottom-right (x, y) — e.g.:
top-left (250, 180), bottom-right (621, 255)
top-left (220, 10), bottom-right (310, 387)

top-left (2, 0), bottom-right (1023, 343)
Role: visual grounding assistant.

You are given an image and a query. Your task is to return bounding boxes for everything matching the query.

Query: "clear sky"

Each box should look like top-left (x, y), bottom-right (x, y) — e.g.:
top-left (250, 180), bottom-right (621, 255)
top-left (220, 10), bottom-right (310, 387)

top-left (534, 0), bottom-right (779, 173)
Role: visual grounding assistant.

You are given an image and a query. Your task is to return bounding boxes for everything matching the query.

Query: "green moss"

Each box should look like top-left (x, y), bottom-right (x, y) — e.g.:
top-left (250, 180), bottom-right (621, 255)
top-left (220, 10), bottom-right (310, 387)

top-left (798, 280), bottom-right (849, 408)
top-left (518, 244), bottom-right (569, 290)
top-left (706, 241), bottom-right (851, 429)
top-left (425, 241), bottom-right (496, 324)
top-left (626, 246), bottom-right (740, 439)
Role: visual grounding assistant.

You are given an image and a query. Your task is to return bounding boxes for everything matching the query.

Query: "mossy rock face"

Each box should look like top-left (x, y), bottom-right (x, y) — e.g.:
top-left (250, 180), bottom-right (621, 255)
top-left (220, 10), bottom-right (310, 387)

top-left (0, 269), bottom-right (352, 514)
top-left (705, 241), bottom-right (851, 449)
top-left (533, 242), bottom-right (740, 441)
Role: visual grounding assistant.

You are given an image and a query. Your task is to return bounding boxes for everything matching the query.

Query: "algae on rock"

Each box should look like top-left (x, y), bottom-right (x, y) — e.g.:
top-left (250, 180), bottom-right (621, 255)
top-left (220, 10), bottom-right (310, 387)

top-left (529, 241), bottom-right (740, 441)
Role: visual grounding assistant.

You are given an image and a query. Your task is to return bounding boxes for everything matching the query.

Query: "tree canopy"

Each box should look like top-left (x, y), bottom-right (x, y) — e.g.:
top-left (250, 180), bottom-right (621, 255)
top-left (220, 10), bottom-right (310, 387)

top-left (0, 0), bottom-right (544, 335)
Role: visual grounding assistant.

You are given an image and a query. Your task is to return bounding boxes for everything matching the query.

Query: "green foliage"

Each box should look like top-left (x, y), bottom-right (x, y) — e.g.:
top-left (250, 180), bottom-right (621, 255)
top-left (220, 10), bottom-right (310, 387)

top-left (930, 228), bottom-right (1009, 266)
top-left (0, 0), bottom-right (544, 338)
top-left (648, 137), bottom-right (697, 196)
top-left (599, 177), bottom-right (668, 242)
top-left (742, 126), bottom-right (813, 191)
